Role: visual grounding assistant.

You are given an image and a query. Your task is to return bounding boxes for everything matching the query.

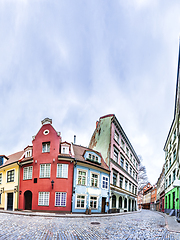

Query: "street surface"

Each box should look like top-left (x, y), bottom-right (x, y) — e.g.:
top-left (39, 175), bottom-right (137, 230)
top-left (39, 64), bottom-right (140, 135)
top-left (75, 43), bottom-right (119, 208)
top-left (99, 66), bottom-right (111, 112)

top-left (0, 210), bottom-right (179, 239)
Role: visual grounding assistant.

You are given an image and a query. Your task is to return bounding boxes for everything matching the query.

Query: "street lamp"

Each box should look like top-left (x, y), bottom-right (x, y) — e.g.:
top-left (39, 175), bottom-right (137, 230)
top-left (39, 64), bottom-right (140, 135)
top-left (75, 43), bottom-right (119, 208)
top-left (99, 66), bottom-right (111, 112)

top-left (173, 179), bottom-right (180, 222)
top-left (51, 180), bottom-right (54, 189)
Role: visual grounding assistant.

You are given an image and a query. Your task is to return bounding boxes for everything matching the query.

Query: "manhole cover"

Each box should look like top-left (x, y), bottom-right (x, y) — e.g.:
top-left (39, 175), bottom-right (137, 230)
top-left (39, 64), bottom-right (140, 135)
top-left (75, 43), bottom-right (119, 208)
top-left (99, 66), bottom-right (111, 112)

top-left (91, 222), bottom-right (100, 225)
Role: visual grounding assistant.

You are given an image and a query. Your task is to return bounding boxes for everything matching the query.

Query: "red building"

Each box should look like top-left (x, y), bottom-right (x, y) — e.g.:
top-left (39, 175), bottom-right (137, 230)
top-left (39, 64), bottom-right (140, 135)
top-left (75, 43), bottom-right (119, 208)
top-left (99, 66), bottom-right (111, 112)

top-left (18, 118), bottom-right (74, 213)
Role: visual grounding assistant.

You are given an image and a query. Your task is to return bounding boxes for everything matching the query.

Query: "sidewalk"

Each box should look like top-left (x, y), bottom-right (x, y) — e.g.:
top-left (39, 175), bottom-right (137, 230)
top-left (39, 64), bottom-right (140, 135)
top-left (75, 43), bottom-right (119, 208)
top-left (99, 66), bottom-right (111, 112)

top-left (157, 211), bottom-right (180, 233)
top-left (0, 209), bottom-right (140, 218)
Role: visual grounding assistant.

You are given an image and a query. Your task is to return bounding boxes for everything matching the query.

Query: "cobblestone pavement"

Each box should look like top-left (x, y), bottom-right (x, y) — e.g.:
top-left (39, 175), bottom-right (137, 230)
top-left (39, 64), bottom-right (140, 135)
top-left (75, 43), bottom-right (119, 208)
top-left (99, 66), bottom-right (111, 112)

top-left (0, 210), bottom-right (180, 239)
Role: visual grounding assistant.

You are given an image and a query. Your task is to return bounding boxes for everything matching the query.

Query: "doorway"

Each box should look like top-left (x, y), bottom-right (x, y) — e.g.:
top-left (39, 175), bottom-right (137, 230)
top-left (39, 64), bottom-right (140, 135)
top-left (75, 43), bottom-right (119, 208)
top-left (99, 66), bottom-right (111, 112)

top-left (24, 190), bottom-right (32, 210)
top-left (7, 193), bottom-right (13, 211)
top-left (101, 197), bottom-right (106, 213)
top-left (128, 199), bottom-right (131, 211)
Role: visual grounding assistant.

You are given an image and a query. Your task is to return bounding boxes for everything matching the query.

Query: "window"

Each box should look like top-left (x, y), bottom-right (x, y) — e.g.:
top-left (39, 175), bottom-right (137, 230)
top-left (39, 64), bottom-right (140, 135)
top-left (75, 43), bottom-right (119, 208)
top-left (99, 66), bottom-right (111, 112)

top-left (87, 153), bottom-right (99, 163)
top-left (90, 196), bottom-right (98, 209)
top-left (173, 169), bottom-right (176, 182)
top-left (23, 166), bottom-right (33, 180)
top-left (130, 154), bottom-right (132, 161)
top-left (113, 148), bottom-right (119, 162)
top-left (78, 170), bottom-right (87, 185)
top-left (0, 173), bottom-right (2, 184)
top-left (91, 173), bottom-right (99, 187)
top-left (102, 176), bottom-right (108, 189)
top-left (165, 179), bottom-right (168, 188)
top-left (126, 163), bottom-right (128, 172)
top-left (119, 196), bottom-right (122, 208)
top-left (76, 195), bottom-right (86, 208)
top-left (169, 140), bottom-right (172, 150)
top-left (120, 157), bottom-right (124, 168)
top-left (173, 150), bottom-right (176, 161)
top-left (132, 185), bottom-right (134, 194)
top-left (136, 173), bottom-right (137, 181)
top-left (42, 142), bottom-right (50, 153)
top-left (130, 167), bottom-right (132, 176)
top-left (62, 146), bottom-right (69, 154)
top-left (114, 131), bottom-right (119, 143)
top-left (121, 139), bottom-right (125, 149)
top-left (38, 192), bottom-right (49, 206)
top-left (40, 164), bottom-right (51, 178)
top-left (57, 164), bottom-right (68, 178)
top-left (133, 159), bottom-right (135, 166)
top-left (125, 179), bottom-right (128, 190)
top-left (113, 172), bottom-right (117, 186)
top-left (129, 183), bottom-right (131, 192)
top-left (169, 175), bottom-right (171, 186)
top-left (135, 187), bottom-right (137, 195)
top-left (119, 176), bottom-right (123, 188)
top-left (7, 170), bottom-right (14, 182)
top-left (133, 171), bottom-right (135, 179)
top-left (169, 158), bottom-right (171, 167)
top-left (174, 129), bottom-right (176, 141)
top-left (126, 147), bottom-right (129, 157)
top-left (55, 192), bottom-right (66, 207)
top-left (166, 163), bottom-right (168, 173)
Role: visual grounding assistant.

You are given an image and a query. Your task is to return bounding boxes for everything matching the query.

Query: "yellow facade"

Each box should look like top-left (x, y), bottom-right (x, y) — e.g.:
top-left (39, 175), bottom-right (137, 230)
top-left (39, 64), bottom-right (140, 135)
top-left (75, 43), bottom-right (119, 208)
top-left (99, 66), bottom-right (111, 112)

top-left (0, 162), bottom-right (19, 211)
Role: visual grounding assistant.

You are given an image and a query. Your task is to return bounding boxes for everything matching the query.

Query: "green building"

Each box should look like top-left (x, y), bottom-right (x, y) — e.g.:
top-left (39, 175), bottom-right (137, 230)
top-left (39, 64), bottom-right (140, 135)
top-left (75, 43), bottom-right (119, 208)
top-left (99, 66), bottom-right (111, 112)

top-left (164, 44), bottom-right (180, 216)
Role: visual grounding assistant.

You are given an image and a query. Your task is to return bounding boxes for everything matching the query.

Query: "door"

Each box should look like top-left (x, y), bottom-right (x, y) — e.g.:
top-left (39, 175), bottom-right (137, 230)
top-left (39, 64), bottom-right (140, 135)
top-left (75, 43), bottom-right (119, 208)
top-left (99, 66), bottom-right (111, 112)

top-left (101, 197), bottom-right (106, 213)
top-left (24, 191), bottom-right (32, 210)
top-left (7, 193), bottom-right (13, 211)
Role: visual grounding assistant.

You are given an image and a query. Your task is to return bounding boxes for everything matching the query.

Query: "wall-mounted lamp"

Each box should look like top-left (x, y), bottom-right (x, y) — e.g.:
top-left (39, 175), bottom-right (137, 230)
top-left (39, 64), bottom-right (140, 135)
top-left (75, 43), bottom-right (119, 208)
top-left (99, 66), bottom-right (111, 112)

top-left (19, 191), bottom-right (22, 195)
top-left (53, 158), bottom-right (55, 163)
top-left (0, 187), bottom-right (4, 194)
top-left (35, 160), bottom-right (37, 164)
top-left (51, 180), bottom-right (54, 189)
top-left (14, 186), bottom-right (18, 193)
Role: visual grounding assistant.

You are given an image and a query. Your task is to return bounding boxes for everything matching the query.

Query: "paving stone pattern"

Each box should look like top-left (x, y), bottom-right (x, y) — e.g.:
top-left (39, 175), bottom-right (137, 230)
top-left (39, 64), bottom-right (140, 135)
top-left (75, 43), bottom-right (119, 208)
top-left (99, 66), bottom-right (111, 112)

top-left (0, 210), bottom-right (179, 239)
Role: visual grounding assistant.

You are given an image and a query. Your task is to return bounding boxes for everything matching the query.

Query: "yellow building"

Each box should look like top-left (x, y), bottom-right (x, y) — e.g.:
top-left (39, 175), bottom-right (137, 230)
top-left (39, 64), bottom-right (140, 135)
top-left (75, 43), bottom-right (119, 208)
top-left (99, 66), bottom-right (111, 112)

top-left (0, 151), bottom-right (24, 211)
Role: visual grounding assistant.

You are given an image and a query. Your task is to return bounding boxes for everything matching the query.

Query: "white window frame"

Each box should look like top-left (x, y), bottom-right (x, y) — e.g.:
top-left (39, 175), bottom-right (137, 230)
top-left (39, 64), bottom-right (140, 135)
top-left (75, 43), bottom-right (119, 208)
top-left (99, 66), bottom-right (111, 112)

top-left (55, 192), bottom-right (67, 207)
top-left (113, 148), bottom-right (119, 162)
top-left (75, 194), bottom-right (86, 209)
top-left (61, 146), bottom-right (69, 154)
top-left (42, 142), bottom-right (50, 153)
top-left (102, 175), bottom-right (109, 190)
top-left (89, 195), bottom-right (98, 209)
top-left (23, 166), bottom-right (33, 180)
top-left (40, 164), bottom-right (51, 178)
top-left (90, 172), bottom-right (99, 188)
top-left (114, 130), bottom-right (119, 143)
top-left (57, 164), bottom-right (68, 178)
top-left (7, 169), bottom-right (15, 183)
top-left (38, 192), bottom-right (50, 206)
top-left (77, 169), bottom-right (87, 186)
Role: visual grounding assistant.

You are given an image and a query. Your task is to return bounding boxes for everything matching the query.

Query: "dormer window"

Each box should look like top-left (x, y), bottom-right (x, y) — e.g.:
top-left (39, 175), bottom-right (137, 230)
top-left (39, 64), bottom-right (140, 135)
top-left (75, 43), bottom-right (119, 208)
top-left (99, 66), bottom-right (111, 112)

top-left (61, 146), bottom-right (69, 154)
top-left (85, 151), bottom-right (101, 164)
top-left (25, 150), bottom-right (32, 158)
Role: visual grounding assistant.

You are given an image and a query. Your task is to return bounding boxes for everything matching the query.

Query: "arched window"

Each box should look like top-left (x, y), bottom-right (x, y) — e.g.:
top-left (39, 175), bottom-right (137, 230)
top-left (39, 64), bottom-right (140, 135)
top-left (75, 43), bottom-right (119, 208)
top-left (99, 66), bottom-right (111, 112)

top-left (124, 198), bottom-right (127, 208)
top-left (112, 195), bottom-right (116, 208)
top-left (119, 196), bottom-right (122, 208)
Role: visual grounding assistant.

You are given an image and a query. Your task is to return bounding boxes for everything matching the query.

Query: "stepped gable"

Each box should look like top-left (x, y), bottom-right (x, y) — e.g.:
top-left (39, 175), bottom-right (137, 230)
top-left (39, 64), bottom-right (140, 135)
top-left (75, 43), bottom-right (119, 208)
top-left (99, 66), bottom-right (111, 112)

top-left (72, 144), bottom-right (109, 171)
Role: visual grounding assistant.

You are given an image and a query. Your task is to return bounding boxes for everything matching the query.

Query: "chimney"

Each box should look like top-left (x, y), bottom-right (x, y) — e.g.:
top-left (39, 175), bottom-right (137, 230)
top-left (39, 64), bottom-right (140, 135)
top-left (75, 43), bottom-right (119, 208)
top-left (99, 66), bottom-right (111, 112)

top-left (74, 135), bottom-right (76, 144)
top-left (96, 121), bottom-right (99, 128)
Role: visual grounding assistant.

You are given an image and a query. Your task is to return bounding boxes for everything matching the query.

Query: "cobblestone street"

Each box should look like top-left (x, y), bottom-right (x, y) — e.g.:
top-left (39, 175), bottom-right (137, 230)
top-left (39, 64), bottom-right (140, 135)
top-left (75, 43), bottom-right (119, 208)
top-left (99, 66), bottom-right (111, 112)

top-left (0, 210), bottom-right (179, 239)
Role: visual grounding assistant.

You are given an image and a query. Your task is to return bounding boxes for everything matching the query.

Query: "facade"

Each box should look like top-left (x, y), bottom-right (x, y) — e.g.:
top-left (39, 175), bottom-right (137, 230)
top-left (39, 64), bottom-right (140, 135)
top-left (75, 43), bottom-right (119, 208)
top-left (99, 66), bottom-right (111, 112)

top-left (18, 118), bottom-right (74, 213)
top-left (142, 183), bottom-right (152, 209)
top-left (164, 45), bottom-right (180, 216)
top-left (89, 114), bottom-right (139, 212)
top-left (150, 185), bottom-right (157, 211)
top-left (156, 165), bottom-right (165, 212)
top-left (137, 189), bottom-right (143, 210)
top-left (0, 151), bottom-right (24, 211)
top-left (71, 144), bottom-right (110, 213)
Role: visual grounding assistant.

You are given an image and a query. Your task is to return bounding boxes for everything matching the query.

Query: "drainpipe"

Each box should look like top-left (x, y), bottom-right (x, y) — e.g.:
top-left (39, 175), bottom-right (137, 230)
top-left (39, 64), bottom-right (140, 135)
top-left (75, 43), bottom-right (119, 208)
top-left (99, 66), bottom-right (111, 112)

top-left (17, 162), bottom-right (20, 211)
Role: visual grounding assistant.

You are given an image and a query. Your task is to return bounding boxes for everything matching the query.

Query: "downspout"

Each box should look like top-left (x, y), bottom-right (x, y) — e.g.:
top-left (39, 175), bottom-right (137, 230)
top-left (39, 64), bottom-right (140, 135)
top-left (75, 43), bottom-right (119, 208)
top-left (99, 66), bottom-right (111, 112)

top-left (17, 161), bottom-right (20, 211)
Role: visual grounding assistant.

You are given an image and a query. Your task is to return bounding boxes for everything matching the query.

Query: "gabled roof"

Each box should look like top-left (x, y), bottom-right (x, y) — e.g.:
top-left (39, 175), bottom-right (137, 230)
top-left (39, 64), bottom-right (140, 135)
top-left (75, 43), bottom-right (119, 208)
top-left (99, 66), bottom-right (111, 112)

top-left (1, 150), bottom-right (24, 168)
top-left (72, 144), bottom-right (110, 172)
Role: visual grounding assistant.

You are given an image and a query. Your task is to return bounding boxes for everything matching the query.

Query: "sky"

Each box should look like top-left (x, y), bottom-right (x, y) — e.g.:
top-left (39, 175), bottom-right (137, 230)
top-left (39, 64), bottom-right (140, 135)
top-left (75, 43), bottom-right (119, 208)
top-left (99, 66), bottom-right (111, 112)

top-left (0, 0), bottom-right (180, 184)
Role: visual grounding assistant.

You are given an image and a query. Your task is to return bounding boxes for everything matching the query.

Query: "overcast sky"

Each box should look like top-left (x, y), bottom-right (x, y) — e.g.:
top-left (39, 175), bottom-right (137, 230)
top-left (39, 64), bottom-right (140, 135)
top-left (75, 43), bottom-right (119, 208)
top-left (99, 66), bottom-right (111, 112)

top-left (0, 0), bottom-right (180, 184)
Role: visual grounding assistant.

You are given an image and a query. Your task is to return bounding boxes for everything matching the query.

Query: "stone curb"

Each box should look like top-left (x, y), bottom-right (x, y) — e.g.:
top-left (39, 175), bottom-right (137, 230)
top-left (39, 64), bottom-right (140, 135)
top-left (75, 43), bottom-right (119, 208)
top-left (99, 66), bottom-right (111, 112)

top-left (154, 210), bottom-right (180, 233)
top-left (0, 210), bottom-right (141, 218)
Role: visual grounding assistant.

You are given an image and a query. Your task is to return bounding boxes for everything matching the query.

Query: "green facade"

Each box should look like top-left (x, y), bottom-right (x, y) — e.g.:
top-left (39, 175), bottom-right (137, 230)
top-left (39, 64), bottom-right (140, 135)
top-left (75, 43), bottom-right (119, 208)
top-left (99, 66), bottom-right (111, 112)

top-left (165, 187), bottom-right (179, 211)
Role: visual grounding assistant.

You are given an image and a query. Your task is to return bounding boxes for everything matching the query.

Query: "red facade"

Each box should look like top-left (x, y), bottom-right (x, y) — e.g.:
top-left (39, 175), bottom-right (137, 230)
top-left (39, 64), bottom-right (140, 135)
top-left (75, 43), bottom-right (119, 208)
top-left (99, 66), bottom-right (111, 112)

top-left (18, 118), bottom-right (74, 213)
